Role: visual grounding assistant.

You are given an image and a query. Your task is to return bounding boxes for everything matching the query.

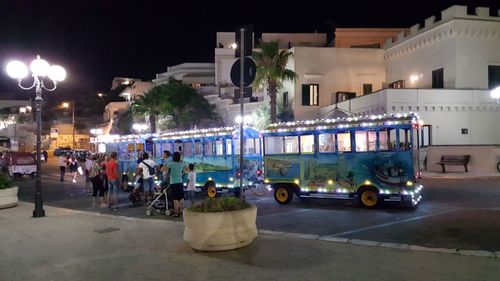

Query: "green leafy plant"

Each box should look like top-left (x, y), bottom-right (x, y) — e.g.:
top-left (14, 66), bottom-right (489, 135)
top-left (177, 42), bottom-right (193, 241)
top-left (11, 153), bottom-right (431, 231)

top-left (188, 197), bottom-right (251, 213)
top-left (0, 173), bottom-right (13, 190)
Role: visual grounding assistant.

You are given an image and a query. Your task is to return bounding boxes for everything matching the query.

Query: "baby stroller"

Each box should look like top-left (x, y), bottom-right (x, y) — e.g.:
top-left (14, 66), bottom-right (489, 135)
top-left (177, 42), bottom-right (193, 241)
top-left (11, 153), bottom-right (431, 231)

top-left (129, 176), bottom-right (144, 206)
top-left (145, 182), bottom-right (173, 216)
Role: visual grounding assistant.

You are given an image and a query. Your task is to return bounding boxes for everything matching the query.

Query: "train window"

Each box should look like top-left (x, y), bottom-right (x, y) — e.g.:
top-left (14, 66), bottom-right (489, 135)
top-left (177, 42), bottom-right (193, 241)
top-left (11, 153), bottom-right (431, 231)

top-left (254, 138), bottom-right (261, 154)
top-left (215, 139), bottom-right (224, 155)
top-left (284, 136), bottom-right (299, 154)
top-left (379, 128), bottom-right (397, 151)
top-left (182, 141), bottom-right (193, 157)
top-left (194, 140), bottom-right (202, 156)
top-left (337, 132), bottom-right (351, 152)
top-left (318, 133), bottom-right (335, 153)
top-left (399, 129), bottom-right (410, 151)
top-left (355, 131), bottom-right (376, 152)
top-left (300, 135), bottom-right (314, 154)
top-left (245, 138), bottom-right (256, 154)
top-left (204, 140), bottom-right (213, 156)
top-left (154, 143), bottom-right (162, 158)
top-left (162, 142), bottom-right (173, 154)
top-left (225, 139), bottom-right (232, 155)
top-left (264, 136), bottom-right (284, 154)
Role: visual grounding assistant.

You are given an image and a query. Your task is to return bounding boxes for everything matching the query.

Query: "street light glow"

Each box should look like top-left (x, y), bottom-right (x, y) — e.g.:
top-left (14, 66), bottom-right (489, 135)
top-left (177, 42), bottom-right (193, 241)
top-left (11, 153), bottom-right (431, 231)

top-left (62, 102), bottom-right (70, 108)
top-left (30, 56), bottom-right (50, 77)
top-left (132, 123), bottom-right (148, 132)
top-left (48, 65), bottom-right (66, 81)
top-left (6, 60), bottom-right (29, 79)
top-left (235, 115), bottom-right (253, 125)
top-left (491, 86), bottom-right (500, 103)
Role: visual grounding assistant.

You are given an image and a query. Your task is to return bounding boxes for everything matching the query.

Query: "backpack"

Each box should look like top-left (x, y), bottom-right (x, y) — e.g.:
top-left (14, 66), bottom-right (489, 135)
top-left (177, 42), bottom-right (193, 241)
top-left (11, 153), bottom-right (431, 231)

top-left (142, 161), bottom-right (156, 176)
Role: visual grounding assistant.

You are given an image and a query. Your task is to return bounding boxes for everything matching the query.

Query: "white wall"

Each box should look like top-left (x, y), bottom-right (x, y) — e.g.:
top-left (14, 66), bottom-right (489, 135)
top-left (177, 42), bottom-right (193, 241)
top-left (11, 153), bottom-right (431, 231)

top-left (292, 47), bottom-right (386, 121)
top-left (385, 6), bottom-right (500, 89)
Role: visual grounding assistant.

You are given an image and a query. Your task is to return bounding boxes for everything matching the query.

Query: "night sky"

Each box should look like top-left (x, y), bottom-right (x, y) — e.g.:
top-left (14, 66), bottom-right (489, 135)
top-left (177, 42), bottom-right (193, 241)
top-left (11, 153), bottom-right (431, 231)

top-left (0, 0), bottom-right (498, 107)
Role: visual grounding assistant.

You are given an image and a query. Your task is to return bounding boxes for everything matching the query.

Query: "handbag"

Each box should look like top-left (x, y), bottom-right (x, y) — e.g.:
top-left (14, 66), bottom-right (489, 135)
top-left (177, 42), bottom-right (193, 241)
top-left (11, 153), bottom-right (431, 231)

top-left (77, 166), bottom-right (83, 176)
top-left (142, 161), bottom-right (156, 175)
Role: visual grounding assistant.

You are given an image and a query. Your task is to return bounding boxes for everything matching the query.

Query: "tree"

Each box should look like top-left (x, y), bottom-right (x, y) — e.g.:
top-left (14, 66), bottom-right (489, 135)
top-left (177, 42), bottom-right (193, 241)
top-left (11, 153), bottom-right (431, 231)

top-left (253, 41), bottom-right (297, 123)
top-left (132, 79), bottom-right (221, 132)
top-left (132, 85), bottom-right (169, 133)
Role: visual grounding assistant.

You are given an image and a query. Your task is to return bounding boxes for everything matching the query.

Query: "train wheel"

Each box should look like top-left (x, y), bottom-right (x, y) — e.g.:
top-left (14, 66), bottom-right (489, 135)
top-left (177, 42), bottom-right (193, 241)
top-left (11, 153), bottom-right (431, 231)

top-left (358, 187), bottom-right (380, 208)
top-left (274, 186), bottom-right (293, 205)
top-left (206, 185), bottom-right (217, 198)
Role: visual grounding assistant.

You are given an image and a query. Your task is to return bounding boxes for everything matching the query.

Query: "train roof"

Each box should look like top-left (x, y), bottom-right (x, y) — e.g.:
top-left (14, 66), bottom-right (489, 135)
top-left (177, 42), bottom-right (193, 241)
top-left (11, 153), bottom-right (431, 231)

top-left (99, 126), bottom-right (260, 143)
top-left (263, 113), bottom-right (420, 134)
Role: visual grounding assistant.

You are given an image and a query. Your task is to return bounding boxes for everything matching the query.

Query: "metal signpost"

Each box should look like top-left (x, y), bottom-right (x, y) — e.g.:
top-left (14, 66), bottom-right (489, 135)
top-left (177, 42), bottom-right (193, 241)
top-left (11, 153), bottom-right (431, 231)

top-left (239, 27), bottom-right (245, 200)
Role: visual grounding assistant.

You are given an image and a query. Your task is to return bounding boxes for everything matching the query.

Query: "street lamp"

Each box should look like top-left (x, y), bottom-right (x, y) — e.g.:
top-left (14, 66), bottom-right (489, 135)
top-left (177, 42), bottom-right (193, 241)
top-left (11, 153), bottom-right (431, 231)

top-left (235, 115), bottom-right (253, 125)
top-left (6, 55), bottom-right (66, 218)
top-left (491, 86), bottom-right (500, 104)
top-left (62, 101), bottom-right (75, 148)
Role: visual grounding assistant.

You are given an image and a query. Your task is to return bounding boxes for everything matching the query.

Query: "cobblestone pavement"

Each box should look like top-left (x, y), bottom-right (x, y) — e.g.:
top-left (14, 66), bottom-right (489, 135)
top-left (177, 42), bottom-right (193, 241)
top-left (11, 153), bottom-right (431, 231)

top-left (1, 203), bottom-right (499, 281)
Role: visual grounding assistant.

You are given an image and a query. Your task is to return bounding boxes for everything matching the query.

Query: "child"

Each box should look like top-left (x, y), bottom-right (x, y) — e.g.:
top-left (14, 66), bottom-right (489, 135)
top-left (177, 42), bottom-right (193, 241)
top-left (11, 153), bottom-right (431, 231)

top-left (186, 163), bottom-right (196, 206)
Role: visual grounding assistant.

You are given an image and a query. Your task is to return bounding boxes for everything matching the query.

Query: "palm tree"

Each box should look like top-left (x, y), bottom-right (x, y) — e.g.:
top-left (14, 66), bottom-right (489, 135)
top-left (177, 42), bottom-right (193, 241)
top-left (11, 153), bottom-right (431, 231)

top-left (132, 85), bottom-right (168, 133)
top-left (253, 41), bottom-right (297, 123)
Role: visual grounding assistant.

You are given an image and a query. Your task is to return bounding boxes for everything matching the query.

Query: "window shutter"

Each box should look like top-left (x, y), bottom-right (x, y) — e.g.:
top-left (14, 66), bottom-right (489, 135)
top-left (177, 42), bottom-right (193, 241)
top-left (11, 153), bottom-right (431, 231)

top-left (302, 84), bottom-right (310, 106)
top-left (316, 84), bottom-right (320, 105)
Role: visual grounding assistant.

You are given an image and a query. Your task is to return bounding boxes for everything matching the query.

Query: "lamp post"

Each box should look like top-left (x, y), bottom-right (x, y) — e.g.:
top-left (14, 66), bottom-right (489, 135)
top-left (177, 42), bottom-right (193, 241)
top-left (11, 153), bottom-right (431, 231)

top-left (6, 55), bottom-right (66, 217)
top-left (62, 101), bottom-right (75, 148)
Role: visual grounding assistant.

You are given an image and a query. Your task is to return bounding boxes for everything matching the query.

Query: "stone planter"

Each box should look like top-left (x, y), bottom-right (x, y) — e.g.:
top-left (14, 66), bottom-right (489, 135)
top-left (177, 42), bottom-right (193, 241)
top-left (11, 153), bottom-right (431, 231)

top-left (183, 204), bottom-right (257, 251)
top-left (0, 186), bottom-right (18, 209)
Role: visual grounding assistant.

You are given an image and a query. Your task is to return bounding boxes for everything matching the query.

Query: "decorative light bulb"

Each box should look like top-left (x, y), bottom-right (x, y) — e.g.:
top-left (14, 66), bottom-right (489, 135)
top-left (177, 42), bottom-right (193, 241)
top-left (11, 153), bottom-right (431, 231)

top-left (6, 60), bottom-right (29, 79)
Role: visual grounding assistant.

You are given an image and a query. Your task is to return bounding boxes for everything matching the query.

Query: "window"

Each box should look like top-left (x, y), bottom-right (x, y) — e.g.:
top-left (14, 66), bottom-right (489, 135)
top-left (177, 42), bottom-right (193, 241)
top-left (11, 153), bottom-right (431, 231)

top-left (302, 84), bottom-right (319, 106)
top-left (362, 84), bottom-right (373, 95)
top-left (215, 139), bottom-right (224, 155)
top-left (399, 129), bottom-right (410, 150)
top-left (300, 135), bottom-right (314, 154)
top-left (284, 136), bottom-right (299, 153)
top-left (337, 132), bottom-right (351, 152)
top-left (488, 65), bottom-right (500, 89)
top-left (162, 142), bottom-right (173, 155)
top-left (432, 68), bottom-right (444, 88)
top-left (379, 128), bottom-right (397, 151)
top-left (255, 138), bottom-right (261, 155)
top-left (318, 133), bottom-right (335, 153)
top-left (154, 143), bottom-right (162, 158)
top-left (283, 92), bottom-right (289, 107)
top-left (355, 131), bottom-right (376, 152)
top-left (225, 139), bottom-right (232, 155)
top-left (389, 80), bottom-right (405, 89)
top-left (204, 140), bottom-right (213, 156)
top-left (182, 141), bottom-right (193, 157)
top-left (264, 136), bottom-right (299, 154)
top-left (421, 125), bottom-right (431, 147)
top-left (194, 140), bottom-right (203, 156)
top-left (264, 136), bottom-right (284, 154)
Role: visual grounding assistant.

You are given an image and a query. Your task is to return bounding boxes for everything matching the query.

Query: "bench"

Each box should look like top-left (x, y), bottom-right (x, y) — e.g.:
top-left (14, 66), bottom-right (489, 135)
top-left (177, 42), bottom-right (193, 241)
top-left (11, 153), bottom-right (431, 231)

top-left (436, 155), bottom-right (471, 173)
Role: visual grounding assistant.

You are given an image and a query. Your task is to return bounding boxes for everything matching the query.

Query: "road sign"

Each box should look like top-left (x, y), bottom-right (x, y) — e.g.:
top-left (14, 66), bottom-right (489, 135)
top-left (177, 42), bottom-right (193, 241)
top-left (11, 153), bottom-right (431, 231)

top-left (231, 57), bottom-right (256, 88)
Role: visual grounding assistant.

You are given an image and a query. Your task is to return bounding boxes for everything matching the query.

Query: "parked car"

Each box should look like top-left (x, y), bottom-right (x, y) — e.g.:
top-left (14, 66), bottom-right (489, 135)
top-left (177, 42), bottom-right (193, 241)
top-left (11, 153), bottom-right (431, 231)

top-left (72, 149), bottom-right (89, 162)
top-left (4, 152), bottom-right (36, 178)
top-left (54, 146), bottom-right (72, 156)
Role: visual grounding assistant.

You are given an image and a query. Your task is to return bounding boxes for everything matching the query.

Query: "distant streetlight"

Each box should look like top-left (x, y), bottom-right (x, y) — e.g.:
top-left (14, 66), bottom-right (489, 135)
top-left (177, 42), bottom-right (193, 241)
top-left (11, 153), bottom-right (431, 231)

top-left (132, 123), bottom-right (148, 133)
top-left (97, 93), bottom-right (104, 98)
top-left (235, 115), bottom-right (253, 125)
top-left (491, 86), bottom-right (500, 104)
top-left (62, 101), bottom-right (75, 148)
top-left (6, 55), bottom-right (66, 218)
top-left (90, 128), bottom-right (103, 135)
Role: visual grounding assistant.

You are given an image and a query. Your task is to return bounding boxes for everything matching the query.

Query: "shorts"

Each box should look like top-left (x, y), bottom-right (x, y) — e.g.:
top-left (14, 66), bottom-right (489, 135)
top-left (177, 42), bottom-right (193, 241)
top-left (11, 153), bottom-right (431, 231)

top-left (108, 179), bottom-right (120, 195)
top-left (170, 183), bottom-right (184, 201)
top-left (143, 177), bottom-right (154, 193)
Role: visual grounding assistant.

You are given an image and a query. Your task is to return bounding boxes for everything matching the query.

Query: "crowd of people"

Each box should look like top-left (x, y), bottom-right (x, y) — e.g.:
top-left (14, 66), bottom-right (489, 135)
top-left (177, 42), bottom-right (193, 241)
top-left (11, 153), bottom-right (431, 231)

top-left (60, 150), bottom-right (197, 216)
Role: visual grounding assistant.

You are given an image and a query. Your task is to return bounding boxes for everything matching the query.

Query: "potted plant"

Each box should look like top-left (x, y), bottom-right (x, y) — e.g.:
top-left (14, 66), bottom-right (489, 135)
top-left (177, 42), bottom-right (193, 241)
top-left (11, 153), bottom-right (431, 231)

top-left (183, 197), bottom-right (257, 251)
top-left (0, 172), bottom-right (18, 209)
